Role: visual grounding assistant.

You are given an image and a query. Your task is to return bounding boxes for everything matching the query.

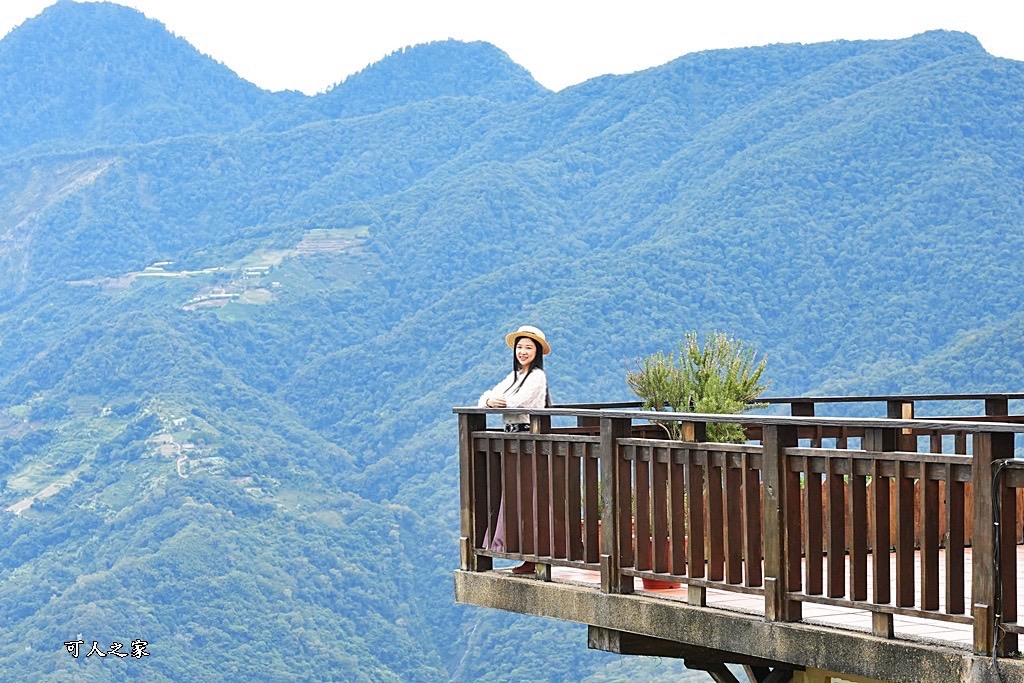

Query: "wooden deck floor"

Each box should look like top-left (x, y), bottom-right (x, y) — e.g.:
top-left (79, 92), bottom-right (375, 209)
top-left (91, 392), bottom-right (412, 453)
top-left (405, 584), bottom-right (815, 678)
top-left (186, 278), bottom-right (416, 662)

top-left (491, 544), bottom-right (1024, 650)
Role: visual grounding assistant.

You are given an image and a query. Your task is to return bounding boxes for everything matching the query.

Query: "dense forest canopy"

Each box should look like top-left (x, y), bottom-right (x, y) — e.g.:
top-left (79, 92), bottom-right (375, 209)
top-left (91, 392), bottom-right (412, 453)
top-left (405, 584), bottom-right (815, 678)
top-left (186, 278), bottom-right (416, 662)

top-left (0, 2), bottom-right (1022, 681)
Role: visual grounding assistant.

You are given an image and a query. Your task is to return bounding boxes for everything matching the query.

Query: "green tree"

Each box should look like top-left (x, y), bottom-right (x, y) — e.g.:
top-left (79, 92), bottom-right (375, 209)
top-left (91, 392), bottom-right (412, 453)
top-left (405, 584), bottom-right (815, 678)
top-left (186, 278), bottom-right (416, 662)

top-left (626, 331), bottom-right (769, 442)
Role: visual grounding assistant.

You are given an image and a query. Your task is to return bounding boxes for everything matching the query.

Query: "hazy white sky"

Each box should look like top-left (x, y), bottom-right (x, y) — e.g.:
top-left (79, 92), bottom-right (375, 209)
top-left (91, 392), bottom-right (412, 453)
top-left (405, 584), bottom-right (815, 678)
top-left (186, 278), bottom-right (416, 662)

top-left (1, 0), bottom-right (1021, 94)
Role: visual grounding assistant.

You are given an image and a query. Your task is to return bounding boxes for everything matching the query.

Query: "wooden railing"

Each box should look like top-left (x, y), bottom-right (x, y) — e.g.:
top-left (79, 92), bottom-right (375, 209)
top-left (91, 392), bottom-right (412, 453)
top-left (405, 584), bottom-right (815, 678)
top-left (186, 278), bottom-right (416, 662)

top-left (455, 394), bottom-right (1024, 658)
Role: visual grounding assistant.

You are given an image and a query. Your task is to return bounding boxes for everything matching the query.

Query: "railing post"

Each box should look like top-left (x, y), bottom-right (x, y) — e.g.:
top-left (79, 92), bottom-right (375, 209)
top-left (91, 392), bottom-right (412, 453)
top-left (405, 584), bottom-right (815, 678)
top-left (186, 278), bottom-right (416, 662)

top-left (600, 416), bottom-right (633, 594)
top-left (880, 416), bottom-right (915, 611)
top-left (530, 412), bottom-right (552, 435)
top-left (997, 457), bottom-right (1019, 654)
top-left (682, 419), bottom-right (708, 606)
top-left (972, 428), bottom-right (1015, 655)
top-left (679, 420), bottom-right (707, 443)
top-left (864, 427), bottom-right (894, 638)
top-left (577, 414), bottom-right (601, 433)
top-left (459, 412), bottom-right (490, 572)
top-left (985, 397), bottom-right (1009, 418)
top-left (790, 401), bottom-right (819, 447)
top-left (530, 412), bottom-right (553, 582)
top-left (762, 423), bottom-right (801, 622)
top-left (789, 401), bottom-right (815, 417)
top-left (886, 400), bottom-right (916, 452)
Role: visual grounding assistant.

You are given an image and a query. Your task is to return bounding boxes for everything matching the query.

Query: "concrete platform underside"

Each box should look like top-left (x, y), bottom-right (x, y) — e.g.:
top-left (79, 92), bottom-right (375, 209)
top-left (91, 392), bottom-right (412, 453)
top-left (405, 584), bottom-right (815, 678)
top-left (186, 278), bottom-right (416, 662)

top-left (454, 568), bottom-right (1024, 683)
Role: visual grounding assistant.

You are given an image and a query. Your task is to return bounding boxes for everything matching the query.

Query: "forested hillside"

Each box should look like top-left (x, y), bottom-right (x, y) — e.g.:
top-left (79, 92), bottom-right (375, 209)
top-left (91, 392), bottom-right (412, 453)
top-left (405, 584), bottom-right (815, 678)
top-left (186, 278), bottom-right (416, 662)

top-left (1, 2), bottom-right (1022, 681)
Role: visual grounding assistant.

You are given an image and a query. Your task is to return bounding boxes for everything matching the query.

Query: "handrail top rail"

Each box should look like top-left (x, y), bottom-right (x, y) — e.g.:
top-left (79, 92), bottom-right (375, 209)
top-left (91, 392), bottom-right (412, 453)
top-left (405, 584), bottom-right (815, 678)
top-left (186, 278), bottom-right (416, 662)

top-left (517, 393), bottom-right (1024, 410)
top-left (761, 392), bottom-right (1024, 404)
top-left (452, 405), bottom-right (1024, 434)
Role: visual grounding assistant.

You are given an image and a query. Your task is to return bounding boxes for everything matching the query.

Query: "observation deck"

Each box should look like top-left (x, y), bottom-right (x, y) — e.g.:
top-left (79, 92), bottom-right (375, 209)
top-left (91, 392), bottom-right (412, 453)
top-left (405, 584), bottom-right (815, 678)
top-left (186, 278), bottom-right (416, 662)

top-left (453, 393), bottom-right (1024, 682)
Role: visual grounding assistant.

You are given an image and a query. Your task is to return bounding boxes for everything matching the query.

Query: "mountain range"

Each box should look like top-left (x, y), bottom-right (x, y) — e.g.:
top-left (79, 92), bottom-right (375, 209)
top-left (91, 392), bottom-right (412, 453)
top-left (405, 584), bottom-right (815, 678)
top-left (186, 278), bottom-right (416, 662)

top-left (1, 1), bottom-right (1023, 681)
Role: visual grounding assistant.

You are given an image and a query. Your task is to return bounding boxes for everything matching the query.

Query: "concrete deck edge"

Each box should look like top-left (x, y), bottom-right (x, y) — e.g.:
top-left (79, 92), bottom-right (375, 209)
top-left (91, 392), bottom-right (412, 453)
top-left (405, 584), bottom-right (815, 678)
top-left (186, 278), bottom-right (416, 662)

top-left (454, 570), bottom-right (1024, 683)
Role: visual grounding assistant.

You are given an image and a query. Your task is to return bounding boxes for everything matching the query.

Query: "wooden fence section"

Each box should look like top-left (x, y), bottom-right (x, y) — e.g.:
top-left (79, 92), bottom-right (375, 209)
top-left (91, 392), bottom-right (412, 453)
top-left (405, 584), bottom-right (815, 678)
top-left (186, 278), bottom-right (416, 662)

top-left (456, 395), bottom-right (1024, 658)
top-left (617, 438), bottom-right (766, 600)
top-left (774, 441), bottom-right (975, 630)
top-left (469, 430), bottom-right (602, 570)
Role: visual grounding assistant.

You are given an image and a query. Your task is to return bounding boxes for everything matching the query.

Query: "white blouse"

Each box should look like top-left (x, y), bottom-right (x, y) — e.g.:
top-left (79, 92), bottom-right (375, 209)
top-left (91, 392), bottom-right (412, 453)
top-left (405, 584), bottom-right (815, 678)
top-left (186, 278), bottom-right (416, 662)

top-left (478, 368), bottom-right (548, 425)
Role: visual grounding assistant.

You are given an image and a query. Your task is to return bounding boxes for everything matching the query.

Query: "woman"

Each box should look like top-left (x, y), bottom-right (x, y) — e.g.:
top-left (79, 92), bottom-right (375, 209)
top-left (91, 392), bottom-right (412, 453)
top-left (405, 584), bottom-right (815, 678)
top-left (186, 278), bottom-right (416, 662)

top-left (479, 324), bottom-right (551, 431)
top-left (478, 325), bottom-right (551, 574)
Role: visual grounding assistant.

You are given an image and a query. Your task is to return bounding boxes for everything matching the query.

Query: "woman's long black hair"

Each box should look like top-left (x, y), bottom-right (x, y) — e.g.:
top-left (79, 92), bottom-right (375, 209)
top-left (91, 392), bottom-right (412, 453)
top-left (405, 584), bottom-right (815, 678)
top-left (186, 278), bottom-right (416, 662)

top-left (506, 336), bottom-right (551, 406)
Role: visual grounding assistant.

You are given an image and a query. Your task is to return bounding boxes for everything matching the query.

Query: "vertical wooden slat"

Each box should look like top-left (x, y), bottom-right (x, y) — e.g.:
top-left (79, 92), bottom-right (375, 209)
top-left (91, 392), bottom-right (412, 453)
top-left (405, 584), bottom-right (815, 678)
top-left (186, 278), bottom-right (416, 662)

top-left (724, 455), bottom-right (743, 584)
top-left (871, 471), bottom-right (892, 593)
top-left (866, 429), bottom-right (891, 606)
top-left (652, 449), bottom-right (669, 574)
top-left (687, 422), bottom-right (709, 605)
top-left (686, 448), bottom-right (706, 579)
top-left (895, 460), bottom-right (916, 607)
top-left (534, 440), bottom-right (551, 559)
top-left (706, 451), bottom-right (725, 582)
top-left (938, 477), bottom-right (949, 546)
top-left (998, 459), bottom-right (1018, 653)
top-left (742, 452), bottom-right (762, 587)
top-left (1017, 488), bottom-right (1024, 545)
top-left (784, 436), bottom-right (804, 611)
top-left (669, 448), bottom-right (687, 576)
top-left (931, 427), bottom-right (948, 603)
top-left (616, 440), bottom-right (634, 576)
top-left (584, 444), bottom-right (599, 563)
top-left (472, 438), bottom-right (492, 552)
top-left (872, 463), bottom-right (892, 606)
top-left (502, 438), bottom-right (520, 553)
top-left (472, 437), bottom-right (490, 550)
top-left (518, 438), bottom-right (534, 556)
top-left (848, 456), bottom-right (868, 601)
top-left (635, 447), bottom-right (652, 572)
top-left (921, 464), bottom-right (940, 610)
top-left (551, 440), bottom-right (567, 559)
top-left (458, 413), bottom-right (488, 571)
top-left (827, 457), bottom-right (846, 598)
top-left (803, 456), bottom-right (823, 595)
top-left (486, 438), bottom-right (502, 549)
top-left (945, 464), bottom-right (965, 614)
top-left (567, 442), bottom-right (584, 562)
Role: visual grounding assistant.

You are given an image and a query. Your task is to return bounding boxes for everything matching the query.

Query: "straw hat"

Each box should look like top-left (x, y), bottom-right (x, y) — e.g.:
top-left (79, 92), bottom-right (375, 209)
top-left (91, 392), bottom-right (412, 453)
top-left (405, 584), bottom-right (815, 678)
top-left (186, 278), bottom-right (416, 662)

top-left (505, 325), bottom-right (551, 354)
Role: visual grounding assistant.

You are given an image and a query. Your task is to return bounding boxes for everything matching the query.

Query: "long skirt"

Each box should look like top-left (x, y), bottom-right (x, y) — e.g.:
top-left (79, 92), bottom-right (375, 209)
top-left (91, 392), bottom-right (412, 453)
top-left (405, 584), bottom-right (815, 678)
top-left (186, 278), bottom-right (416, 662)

top-left (482, 495), bottom-right (506, 552)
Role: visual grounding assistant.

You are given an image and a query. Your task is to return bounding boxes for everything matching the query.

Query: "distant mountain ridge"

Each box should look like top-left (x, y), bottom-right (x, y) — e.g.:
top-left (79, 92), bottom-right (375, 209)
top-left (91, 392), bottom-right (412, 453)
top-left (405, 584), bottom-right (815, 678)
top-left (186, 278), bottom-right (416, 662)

top-left (315, 39), bottom-right (547, 118)
top-left (0, 3), bottom-right (543, 155)
top-left (0, 1), bottom-right (292, 154)
top-left (0, 2), bottom-right (1022, 681)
